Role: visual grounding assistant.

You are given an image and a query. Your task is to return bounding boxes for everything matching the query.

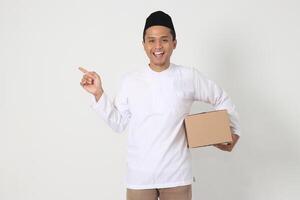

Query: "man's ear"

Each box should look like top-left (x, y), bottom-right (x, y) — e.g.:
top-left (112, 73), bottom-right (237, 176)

top-left (142, 40), bottom-right (146, 50)
top-left (173, 39), bottom-right (177, 49)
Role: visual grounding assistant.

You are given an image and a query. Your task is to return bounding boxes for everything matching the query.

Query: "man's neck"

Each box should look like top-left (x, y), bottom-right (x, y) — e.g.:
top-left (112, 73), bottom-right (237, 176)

top-left (149, 62), bottom-right (170, 72)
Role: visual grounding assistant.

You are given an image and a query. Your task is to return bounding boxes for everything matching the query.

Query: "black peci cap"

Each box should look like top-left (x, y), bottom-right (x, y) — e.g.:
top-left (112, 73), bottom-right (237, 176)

top-left (143, 11), bottom-right (176, 41)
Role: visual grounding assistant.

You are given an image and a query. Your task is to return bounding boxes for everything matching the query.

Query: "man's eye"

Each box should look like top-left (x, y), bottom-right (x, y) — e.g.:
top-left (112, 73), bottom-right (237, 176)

top-left (163, 39), bottom-right (169, 42)
top-left (148, 40), bottom-right (154, 43)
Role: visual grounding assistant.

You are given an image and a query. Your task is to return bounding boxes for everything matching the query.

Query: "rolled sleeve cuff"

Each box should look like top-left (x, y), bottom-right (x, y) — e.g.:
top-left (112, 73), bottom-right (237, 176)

top-left (230, 126), bottom-right (241, 137)
top-left (233, 131), bottom-right (241, 137)
top-left (90, 92), bottom-right (107, 111)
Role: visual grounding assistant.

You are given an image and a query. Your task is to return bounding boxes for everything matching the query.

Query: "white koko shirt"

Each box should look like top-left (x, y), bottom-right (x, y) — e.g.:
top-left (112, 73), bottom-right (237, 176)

top-left (90, 63), bottom-right (241, 189)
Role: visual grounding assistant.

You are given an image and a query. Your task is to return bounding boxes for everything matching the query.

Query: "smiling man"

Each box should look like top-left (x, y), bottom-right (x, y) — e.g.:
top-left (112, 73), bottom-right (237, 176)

top-left (79, 11), bottom-right (240, 200)
top-left (142, 12), bottom-right (177, 72)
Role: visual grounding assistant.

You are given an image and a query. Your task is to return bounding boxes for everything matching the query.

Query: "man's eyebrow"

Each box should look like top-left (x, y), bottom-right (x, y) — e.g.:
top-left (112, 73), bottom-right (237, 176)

top-left (146, 35), bottom-right (170, 39)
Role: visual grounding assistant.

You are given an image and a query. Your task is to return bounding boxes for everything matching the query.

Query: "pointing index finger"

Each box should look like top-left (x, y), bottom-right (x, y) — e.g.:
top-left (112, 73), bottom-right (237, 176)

top-left (79, 67), bottom-right (89, 74)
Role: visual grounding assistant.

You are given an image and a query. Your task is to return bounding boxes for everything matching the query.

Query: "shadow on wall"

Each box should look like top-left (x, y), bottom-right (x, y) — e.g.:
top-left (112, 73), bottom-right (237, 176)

top-left (190, 36), bottom-right (300, 199)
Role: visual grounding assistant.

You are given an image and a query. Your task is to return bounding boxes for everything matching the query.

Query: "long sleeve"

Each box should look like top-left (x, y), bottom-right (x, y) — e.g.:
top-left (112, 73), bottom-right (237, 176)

top-left (192, 68), bottom-right (241, 136)
top-left (90, 75), bottom-right (131, 133)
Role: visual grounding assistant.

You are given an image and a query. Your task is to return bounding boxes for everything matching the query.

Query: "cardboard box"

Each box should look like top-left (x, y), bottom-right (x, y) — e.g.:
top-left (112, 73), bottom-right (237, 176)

top-left (183, 109), bottom-right (233, 148)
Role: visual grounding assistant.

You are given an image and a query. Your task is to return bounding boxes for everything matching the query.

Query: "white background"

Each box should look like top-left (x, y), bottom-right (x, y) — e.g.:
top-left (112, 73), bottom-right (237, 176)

top-left (1, 0), bottom-right (299, 199)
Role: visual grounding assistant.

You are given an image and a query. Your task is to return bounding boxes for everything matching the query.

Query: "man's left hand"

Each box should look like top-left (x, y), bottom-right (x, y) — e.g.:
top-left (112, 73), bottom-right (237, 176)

top-left (213, 133), bottom-right (240, 152)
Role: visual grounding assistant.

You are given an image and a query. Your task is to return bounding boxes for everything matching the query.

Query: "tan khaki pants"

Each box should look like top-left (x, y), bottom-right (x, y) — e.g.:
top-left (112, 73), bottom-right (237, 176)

top-left (127, 184), bottom-right (192, 200)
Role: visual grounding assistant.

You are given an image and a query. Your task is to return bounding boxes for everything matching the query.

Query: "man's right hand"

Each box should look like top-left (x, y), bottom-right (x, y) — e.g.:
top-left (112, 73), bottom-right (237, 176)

top-left (79, 67), bottom-right (103, 101)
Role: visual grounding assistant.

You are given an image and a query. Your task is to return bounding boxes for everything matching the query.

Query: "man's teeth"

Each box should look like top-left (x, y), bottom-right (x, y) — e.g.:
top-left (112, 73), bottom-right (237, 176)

top-left (154, 52), bottom-right (164, 55)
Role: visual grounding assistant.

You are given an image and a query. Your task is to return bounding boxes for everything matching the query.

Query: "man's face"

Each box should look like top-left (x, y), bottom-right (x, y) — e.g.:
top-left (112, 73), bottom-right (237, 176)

top-left (143, 25), bottom-right (177, 68)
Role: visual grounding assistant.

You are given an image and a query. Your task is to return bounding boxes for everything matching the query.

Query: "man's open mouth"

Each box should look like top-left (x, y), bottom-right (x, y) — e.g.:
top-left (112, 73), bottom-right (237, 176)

top-left (153, 51), bottom-right (164, 58)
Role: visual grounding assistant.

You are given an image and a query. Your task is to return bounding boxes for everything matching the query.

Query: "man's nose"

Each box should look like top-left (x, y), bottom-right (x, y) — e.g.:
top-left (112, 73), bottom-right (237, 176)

top-left (155, 40), bottom-right (162, 48)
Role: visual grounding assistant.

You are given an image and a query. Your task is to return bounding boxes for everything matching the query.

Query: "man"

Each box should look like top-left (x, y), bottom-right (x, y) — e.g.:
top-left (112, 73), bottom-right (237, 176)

top-left (79, 11), bottom-right (240, 200)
